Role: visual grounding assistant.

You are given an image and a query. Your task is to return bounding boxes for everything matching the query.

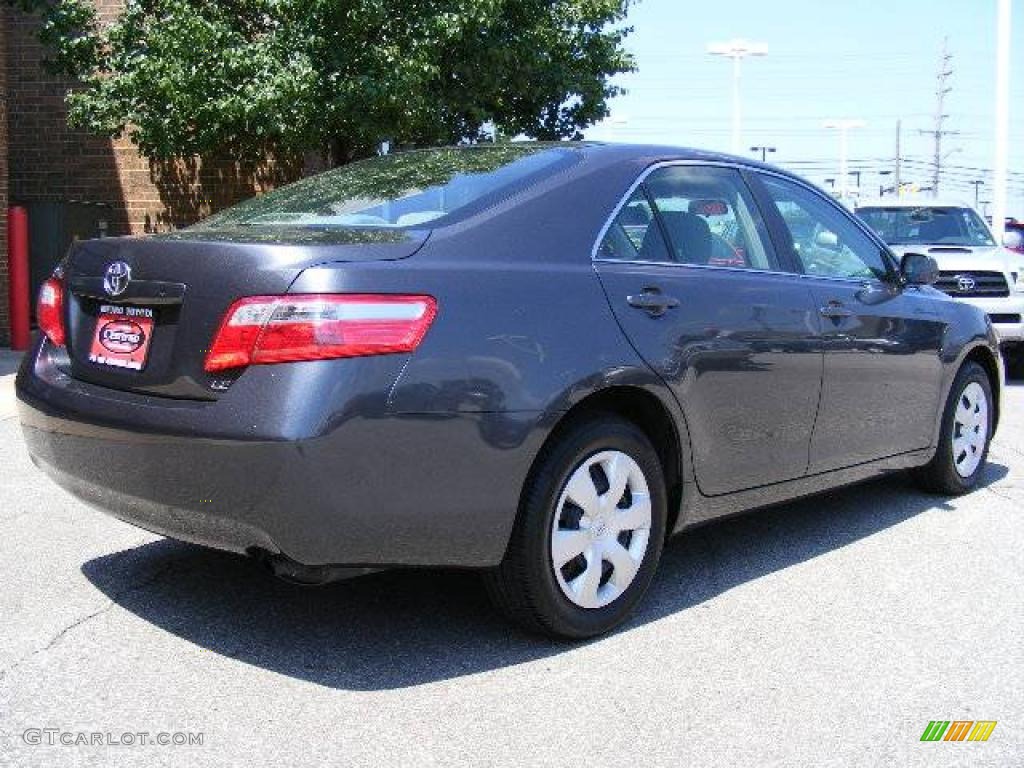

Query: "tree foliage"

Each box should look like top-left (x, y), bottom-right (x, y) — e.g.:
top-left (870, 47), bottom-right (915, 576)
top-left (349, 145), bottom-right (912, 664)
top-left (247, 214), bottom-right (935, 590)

top-left (12, 0), bottom-right (635, 162)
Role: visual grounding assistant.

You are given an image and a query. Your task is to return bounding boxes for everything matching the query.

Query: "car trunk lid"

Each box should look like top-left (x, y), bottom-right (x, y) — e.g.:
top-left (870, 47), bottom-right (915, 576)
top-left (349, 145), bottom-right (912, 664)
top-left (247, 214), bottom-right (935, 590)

top-left (61, 230), bottom-right (427, 399)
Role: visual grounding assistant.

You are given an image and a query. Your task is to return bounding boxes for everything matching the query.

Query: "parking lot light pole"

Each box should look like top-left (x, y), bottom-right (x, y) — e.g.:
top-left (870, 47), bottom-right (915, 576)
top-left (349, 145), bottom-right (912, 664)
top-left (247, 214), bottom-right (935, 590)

top-left (823, 119), bottom-right (866, 198)
top-left (991, 0), bottom-right (1011, 241)
top-left (751, 145), bottom-right (776, 162)
top-left (972, 180), bottom-right (985, 208)
top-left (707, 39), bottom-right (768, 154)
top-left (878, 170), bottom-right (893, 197)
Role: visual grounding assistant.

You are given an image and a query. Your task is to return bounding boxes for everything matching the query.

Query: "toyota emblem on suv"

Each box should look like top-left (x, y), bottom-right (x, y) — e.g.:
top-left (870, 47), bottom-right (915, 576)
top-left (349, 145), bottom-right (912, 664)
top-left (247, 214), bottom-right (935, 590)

top-left (103, 261), bottom-right (132, 297)
top-left (956, 275), bottom-right (976, 293)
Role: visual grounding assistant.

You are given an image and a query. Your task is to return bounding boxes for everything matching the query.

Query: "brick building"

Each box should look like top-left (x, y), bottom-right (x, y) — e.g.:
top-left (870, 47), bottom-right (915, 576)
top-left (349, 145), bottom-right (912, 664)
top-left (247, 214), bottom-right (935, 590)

top-left (0, 2), bottom-right (299, 344)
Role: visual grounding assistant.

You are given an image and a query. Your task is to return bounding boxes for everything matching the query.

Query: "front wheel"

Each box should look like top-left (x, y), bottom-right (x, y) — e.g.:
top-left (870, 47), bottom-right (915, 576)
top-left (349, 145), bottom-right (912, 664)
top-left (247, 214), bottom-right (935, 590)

top-left (913, 361), bottom-right (994, 495)
top-left (484, 415), bottom-right (667, 639)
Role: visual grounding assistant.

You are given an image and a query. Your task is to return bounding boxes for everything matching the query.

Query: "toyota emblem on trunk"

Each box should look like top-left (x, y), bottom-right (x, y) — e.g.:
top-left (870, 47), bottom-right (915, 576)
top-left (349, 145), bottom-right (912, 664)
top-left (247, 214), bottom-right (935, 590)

top-left (955, 275), bottom-right (976, 293)
top-left (103, 261), bottom-right (132, 297)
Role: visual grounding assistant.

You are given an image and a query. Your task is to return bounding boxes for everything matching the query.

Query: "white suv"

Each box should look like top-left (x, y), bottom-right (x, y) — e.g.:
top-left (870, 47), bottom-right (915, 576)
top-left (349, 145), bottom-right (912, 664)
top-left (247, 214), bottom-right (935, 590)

top-left (856, 199), bottom-right (1024, 373)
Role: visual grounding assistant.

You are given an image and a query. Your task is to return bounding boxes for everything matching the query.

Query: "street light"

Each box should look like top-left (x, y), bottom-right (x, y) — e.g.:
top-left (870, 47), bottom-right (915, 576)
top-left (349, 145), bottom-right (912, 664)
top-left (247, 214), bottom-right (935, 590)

top-left (707, 39), bottom-right (768, 154)
top-left (878, 170), bottom-right (893, 197)
top-left (971, 180), bottom-right (985, 208)
top-left (750, 145), bottom-right (776, 163)
top-left (823, 119), bottom-right (866, 198)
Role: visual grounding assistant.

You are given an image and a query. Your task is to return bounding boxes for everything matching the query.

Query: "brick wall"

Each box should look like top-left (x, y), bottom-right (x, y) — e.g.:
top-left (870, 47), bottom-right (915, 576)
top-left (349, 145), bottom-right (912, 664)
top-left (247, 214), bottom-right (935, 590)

top-left (6, 3), bottom-right (300, 231)
top-left (0, 2), bottom-right (301, 342)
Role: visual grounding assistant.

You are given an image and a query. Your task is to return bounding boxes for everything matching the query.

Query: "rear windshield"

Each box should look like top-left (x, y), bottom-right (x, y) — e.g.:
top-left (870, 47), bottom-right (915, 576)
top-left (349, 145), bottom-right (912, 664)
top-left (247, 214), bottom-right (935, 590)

top-left (856, 206), bottom-right (996, 247)
top-left (191, 145), bottom-right (579, 233)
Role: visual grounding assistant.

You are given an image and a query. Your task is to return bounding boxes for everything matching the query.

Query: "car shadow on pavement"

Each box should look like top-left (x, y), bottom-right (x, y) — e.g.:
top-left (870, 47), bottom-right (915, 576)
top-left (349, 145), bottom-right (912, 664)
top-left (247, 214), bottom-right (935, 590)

top-left (81, 463), bottom-right (1009, 691)
top-left (0, 350), bottom-right (25, 377)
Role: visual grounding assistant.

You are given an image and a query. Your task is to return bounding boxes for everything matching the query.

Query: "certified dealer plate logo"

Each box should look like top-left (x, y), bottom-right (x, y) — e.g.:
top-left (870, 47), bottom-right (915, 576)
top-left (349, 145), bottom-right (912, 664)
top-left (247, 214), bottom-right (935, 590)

top-left (98, 319), bottom-right (147, 354)
top-left (103, 261), bottom-right (132, 297)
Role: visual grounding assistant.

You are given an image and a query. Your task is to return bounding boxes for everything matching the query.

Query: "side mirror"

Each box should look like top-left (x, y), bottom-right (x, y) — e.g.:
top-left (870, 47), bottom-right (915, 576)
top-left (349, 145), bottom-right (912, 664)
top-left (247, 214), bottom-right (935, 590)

top-left (1003, 230), bottom-right (1023, 251)
top-left (900, 252), bottom-right (939, 285)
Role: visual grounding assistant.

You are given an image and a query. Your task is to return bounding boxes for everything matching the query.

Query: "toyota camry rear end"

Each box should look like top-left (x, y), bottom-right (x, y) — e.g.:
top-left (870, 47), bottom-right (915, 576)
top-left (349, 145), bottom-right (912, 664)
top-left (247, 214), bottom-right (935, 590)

top-left (17, 145), bottom-right (615, 573)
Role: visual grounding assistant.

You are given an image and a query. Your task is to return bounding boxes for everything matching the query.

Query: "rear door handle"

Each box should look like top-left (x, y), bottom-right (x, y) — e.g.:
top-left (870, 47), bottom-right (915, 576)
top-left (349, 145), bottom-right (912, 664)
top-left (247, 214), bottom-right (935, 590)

top-left (819, 301), bottom-right (853, 319)
top-left (627, 289), bottom-right (680, 316)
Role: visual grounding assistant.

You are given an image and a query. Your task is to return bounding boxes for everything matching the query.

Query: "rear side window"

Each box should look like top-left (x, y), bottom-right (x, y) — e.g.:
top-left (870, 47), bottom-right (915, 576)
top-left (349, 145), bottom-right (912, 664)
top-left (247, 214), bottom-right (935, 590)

top-left (597, 188), bottom-right (671, 262)
top-left (192, 145), bottom-right (579, 232)
top-left (645, 166), bottom-right (777, 269)
top-left (599, 165), bottom-right (778, 270)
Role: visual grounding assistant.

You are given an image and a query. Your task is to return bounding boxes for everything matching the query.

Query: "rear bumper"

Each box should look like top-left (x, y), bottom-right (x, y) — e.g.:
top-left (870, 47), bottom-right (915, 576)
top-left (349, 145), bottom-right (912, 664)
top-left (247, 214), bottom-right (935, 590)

top-left (17, 341), bottom-right (544, 568)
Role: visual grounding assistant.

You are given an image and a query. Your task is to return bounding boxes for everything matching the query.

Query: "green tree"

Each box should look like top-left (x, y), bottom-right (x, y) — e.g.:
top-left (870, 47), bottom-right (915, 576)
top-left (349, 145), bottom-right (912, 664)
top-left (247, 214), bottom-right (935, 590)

top-left (12, 0), bottom-right (635, 163)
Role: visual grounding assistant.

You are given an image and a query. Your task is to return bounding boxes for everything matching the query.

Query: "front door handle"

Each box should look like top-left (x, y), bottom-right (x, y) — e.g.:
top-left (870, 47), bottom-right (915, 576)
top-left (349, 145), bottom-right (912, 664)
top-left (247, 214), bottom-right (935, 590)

top-left (819, 301), bottom-right (853, 319)
top-left (627, 289), bottom-right (680, 316)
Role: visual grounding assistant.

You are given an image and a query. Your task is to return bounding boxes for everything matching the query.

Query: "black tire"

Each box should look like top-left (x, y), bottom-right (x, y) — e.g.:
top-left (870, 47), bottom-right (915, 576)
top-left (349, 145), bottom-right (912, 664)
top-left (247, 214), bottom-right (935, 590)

top-left (484, 415), bottom-right (667, 640)
top-left (913, 361), bottom-right (994, 495)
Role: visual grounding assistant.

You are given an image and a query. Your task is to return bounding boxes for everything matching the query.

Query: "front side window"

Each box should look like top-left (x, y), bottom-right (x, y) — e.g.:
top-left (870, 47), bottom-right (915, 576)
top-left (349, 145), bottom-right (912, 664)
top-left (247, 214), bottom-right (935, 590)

top-left (192, 145), bottom-right (579, 233)
top-left (855, 206), bottom-right (997, 247)
top-left (759, 174), bottom-right (892, 281)
top-left (598, 165), bottom-right (778, 270)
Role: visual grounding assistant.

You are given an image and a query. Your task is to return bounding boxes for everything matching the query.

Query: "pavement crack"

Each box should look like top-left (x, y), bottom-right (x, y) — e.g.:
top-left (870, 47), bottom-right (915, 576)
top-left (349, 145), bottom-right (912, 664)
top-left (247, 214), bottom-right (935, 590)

top-left (983, 485), bottom-right (1016, 502)
top-left (0, 509), bottom-right (35, 526)
top-left (0, 558), bottom-right (178, 684)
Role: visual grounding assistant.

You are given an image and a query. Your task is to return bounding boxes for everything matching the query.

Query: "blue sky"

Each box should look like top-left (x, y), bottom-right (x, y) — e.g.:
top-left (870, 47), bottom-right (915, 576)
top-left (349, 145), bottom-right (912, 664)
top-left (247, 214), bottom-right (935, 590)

top-left (583, 0), bottom-right (1024, 217)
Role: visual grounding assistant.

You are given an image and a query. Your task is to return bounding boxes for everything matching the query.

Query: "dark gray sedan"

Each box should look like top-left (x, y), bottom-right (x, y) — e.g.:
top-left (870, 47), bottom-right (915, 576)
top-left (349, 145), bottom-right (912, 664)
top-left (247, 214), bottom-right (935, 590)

top-left (17, 143), bottom-right (1002, 639)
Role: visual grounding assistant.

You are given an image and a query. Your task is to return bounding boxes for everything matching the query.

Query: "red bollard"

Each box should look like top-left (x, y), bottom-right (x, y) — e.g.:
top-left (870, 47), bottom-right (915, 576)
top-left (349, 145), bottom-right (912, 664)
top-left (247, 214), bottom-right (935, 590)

top-left (7, 206), bottom-right (31, 350)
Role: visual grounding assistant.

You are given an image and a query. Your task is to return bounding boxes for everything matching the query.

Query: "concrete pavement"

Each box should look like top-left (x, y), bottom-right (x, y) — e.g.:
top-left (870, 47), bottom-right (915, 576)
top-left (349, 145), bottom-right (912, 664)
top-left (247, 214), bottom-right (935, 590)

top-left (0, 356), bottom-right (1021, 767)
top-left (0, 349), bottom-right (23, 421)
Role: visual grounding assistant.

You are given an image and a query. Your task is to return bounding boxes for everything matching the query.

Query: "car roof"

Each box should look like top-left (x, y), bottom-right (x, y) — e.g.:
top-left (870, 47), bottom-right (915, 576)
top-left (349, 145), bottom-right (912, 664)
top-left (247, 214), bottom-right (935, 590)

top-left (574, 141), bottom-right (789, 170)
top-left (559, 141), bottom-right (819, 191)
top-left (854, 197), bottom-right (976, 210)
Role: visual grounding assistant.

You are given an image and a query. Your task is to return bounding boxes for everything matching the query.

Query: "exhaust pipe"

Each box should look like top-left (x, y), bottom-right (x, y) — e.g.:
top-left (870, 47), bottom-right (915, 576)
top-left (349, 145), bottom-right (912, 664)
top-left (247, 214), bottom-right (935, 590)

top-left (248, 548), bottom-right (382, 585)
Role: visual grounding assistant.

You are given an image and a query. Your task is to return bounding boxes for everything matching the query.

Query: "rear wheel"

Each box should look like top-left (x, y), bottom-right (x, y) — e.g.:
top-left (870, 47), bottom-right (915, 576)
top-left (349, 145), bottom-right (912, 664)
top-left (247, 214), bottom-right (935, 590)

top-left (913, 361), bottom-right (993, 495)
top-left (485, 415), bottom-right (667, 639)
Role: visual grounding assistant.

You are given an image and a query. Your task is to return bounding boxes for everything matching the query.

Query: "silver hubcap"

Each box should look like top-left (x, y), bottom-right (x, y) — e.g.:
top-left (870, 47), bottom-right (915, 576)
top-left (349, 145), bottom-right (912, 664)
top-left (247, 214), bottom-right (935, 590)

top-left (550, 451), bottom-right (652, 609)
top-left (952, 381), bottom-right (988, 478)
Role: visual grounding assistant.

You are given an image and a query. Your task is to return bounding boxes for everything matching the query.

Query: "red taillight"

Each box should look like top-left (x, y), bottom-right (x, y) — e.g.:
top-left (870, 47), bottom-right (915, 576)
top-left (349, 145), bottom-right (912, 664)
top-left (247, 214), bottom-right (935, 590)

top-left (204, 294), bottom-right (438, 373)
top-left (37, 277), bottom-right (66, 347)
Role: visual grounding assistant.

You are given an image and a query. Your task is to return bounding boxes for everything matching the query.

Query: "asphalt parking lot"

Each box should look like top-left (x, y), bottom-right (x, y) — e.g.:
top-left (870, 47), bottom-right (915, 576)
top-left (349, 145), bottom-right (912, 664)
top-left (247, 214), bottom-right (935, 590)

top-left (0, 348), bottom-right (1021, 767)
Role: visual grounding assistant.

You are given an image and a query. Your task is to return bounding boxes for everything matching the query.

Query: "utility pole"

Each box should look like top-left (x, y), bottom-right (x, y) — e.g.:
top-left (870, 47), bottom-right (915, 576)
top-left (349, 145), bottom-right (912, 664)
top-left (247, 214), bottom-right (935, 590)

top-left (919, 38), bottom-right (958, 197)
top-left (708, 39), bottom-right (768, 154)
top-left (894, 119), bottom-right (902, 195)
top-left (750, 145), bottom-right (776, 162)
top-left (971, 180), bottom-right (985, 208)
top-left (992, 0), bottom-right (1011, 240)
top-left (823, 119), bottom-right (866, 199)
